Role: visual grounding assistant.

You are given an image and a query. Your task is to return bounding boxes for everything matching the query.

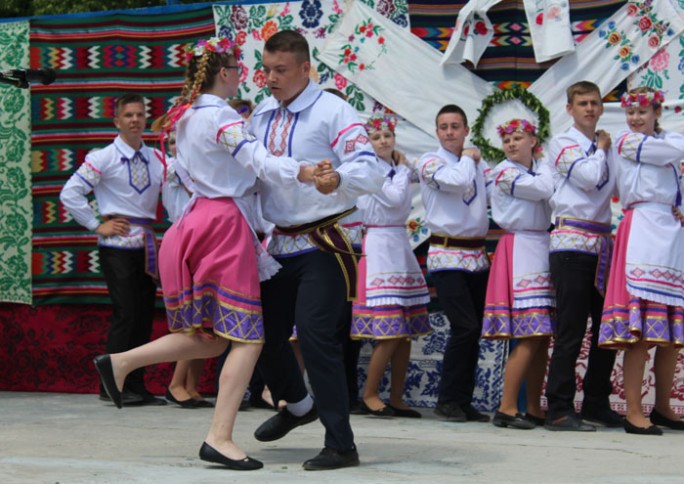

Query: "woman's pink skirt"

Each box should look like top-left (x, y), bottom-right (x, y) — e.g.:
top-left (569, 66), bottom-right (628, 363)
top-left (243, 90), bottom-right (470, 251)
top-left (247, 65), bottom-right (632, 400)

top-left (482, 233), bottom-right (555, 339)
top-left (159, 197), bottom-right (263, 343)
top-left (599, 209), bottom-right (684, 349)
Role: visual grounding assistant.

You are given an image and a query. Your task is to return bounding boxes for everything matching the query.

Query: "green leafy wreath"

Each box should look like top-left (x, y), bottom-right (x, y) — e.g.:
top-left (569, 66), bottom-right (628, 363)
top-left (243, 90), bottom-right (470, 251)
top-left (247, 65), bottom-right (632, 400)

top-left (471, 86), bottom-right (550, 163)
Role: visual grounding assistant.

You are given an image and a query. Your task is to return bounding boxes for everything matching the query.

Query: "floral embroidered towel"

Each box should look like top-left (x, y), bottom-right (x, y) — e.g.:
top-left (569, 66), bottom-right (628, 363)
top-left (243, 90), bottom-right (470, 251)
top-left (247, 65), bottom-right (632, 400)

top-left (523, 0), bottom-right (575, 63)
top-left (320, 0), bottom-right (492, 135)
top-left (440, 0), bottom-right (502, 68)
top-left (530, 0), bottom-right (684, 134)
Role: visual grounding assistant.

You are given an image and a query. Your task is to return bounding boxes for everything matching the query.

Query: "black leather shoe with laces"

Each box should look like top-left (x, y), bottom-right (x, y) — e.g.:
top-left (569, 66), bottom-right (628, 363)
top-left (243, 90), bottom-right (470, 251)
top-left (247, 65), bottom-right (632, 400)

top-left (254, 406), bottom-right (318, 442)
top-left (303, 446), bottom-right (360, 471)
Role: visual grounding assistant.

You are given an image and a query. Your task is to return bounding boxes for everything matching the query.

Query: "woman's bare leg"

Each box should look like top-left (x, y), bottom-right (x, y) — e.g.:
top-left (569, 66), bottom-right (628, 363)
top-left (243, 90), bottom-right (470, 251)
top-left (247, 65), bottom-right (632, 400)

top-left (204, 341), bottom-right (262, 459)
top-left (653, 345), bottom-right (680, 420)
top-left (388, 339), bottom-right (412, 409)
top-left (623, 341), bottom-right (650, 428)
top-left (363, 339), bottom-right (400, 411)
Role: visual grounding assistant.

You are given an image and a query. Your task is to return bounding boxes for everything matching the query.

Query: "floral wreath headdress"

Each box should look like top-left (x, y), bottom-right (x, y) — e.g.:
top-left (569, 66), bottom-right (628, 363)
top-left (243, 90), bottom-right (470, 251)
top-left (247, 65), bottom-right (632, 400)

top-left (620, 89), bottom-right (665, 108)
top-left (496, 118), bottom-right (537, 137)
top-left (183, 36), bottom-right (242, 64)
top-left (365, 114), bottom-right (397, 134)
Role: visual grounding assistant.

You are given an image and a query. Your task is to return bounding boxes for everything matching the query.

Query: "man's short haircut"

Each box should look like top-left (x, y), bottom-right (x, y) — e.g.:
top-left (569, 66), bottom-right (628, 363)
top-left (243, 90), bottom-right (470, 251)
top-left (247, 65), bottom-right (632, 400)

top-left (436, 104), bottom-right (468, 127)
top-left (114, 93), bottom-right (145, 117)
top-left (566, 81), bottom-right (601, 104)
top-left (264, 30), bottom-right (310, 63)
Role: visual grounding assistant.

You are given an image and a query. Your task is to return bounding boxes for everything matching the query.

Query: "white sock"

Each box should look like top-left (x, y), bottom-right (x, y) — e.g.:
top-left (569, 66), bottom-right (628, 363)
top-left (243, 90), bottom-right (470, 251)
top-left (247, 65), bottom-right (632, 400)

top-left (287, 394), bottom-right (314, 417)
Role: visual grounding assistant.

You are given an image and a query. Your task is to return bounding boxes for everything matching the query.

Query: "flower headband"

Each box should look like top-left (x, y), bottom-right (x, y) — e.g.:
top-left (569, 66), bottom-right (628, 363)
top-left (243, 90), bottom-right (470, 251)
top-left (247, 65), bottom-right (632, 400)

top-left (184, 36), bottom-right (242, 64)
top-left (365, 114), bottom-right (397, 134)
top-left (620, 90), bottom-right (665, 108)
top-left (496, 118), bottom-right (537, 137)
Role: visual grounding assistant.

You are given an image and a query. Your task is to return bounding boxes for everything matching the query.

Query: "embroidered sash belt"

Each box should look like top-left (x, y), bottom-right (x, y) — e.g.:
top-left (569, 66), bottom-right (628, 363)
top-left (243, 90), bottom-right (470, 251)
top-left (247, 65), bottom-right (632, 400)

top-left (429, 234), bottom-right (486, 250)
top-left (276, 207), bottom-right (360, 301)
top-left (555, 216), bottom-right (612, 296)
top-left (104, 215), bottom-right (159, 283)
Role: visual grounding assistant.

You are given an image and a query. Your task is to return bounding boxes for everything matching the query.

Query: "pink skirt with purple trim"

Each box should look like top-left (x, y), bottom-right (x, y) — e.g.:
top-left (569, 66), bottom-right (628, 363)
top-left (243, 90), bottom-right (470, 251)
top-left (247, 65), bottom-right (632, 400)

top-left (482, 233), bottom-right (555, 339)
top-left (159, 197), bottom-right (263, 343)
top-left (599, 209), bottom-right (684, 349)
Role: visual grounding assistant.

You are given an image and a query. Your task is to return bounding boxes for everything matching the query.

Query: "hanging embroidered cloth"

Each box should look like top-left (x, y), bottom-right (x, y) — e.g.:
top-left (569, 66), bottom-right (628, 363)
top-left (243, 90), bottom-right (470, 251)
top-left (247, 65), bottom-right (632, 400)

top-left (523, 0), bottom-right (575, 63)
top-left (0, 20), bottom-right (32, 304)
top-left (440, 0), bottom-right (502, 68)
top-left (319, 0), bottom-right (492, 135)
top-left (530, 0), bottom-right (684, 134)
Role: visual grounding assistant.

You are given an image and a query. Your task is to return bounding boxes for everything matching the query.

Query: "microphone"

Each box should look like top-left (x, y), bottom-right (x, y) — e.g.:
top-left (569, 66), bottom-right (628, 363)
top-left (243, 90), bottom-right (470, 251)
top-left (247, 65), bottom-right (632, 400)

top-left (2, 68), bottom-right (56, 85)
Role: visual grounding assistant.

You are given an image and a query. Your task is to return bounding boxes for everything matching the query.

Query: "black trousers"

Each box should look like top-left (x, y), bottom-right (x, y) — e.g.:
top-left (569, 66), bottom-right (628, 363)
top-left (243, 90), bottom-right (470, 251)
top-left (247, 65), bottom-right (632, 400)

top-left (99, 246), bottom-right (157, 393)
top-left (257, 250), bottom-right (355, 451)
top-left (431, 269), bottom-right (489, 406)
top-left (546, 251), bottom-right (617, 419)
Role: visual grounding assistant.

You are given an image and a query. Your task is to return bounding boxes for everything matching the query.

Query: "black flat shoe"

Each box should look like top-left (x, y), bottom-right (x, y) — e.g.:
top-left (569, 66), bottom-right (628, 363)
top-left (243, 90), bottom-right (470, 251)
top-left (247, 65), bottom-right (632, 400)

top-left (623, 418), bottom-right (663, 436)
top-left (360, 401), bottom-right (395, 418)
top-left (492, 411), bottom-right (535, 429)
top-left (303, 446), bottom-right (360, 471)
top-left (199, 442), bottom-right (263, 470)
top-left (254, 406), bottom-right (318, 442)
top-left (387, 404), bottom-right (422, 418)
top-left (93, 355), bottom-right (122, 409)
top-left (650, 409), bottom-right (684, 430)
top-left (165, 388), bottom-right (199, 408)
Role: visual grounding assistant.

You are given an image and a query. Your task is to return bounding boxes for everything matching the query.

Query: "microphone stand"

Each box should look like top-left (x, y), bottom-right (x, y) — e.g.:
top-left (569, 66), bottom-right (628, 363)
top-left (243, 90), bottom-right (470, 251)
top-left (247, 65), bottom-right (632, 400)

top-left (0, 72), bottom-right (28, 88)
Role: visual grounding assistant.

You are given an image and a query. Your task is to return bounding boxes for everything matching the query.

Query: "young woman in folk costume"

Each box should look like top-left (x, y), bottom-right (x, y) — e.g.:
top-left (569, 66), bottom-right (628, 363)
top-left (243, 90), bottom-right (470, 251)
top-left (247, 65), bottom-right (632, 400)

top-left (481, 119), bottom-right (556, 430)
top-left (93, 36), bottom-right (325, 469)
top-left (599, 87), bottom-right (684, 435)
top-left (350, 114), bottom-right (431, 418)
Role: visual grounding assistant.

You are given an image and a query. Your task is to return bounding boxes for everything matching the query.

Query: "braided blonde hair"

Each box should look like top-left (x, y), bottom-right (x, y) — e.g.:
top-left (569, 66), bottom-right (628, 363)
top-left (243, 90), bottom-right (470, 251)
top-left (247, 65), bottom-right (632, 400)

top-left (152, 48), bottom-right (233, 134)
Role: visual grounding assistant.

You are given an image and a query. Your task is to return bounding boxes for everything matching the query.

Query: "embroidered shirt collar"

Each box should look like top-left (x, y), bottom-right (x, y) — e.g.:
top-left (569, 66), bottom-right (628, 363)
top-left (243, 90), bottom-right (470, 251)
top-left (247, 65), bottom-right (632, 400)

top-left (253, 80), bottom-right (321, 116)
top-left (568, 126), bottom-right (596, 154)
top-left (437, 146), bottom-right (463, 164)
top-left (115, 136), bottom-right (148, 163)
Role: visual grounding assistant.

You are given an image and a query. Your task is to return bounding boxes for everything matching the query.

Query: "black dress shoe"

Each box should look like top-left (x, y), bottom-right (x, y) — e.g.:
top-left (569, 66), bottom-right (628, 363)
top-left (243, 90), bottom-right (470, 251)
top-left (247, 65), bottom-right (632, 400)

top-left (387, 404), bottom-right (422, 418)
top-left (493, 411), bottom-right (536, 429)
top-left (581, 405), bottom-right (624, 428)
top-left (302, 446), bottom-right (360, 471)
top-left (523, 413), bottom-right (546, 426)
top-left (544, 414), bottom-right (596, 432)
top-left (461, 404), bottom-right (491, 422)
top-left (198, 442), bottom-right (263, 470)
top-left (93, 355), bottom-right (122, 409)
top-left (165, 388), bottom-right (199, 408)
top-left (623, 418), bottom-right (663, 435)
top-left (649, 409), bottom-right (684, 430)
top-left (360, 401), bottom-right (395, 418)
top-left (434, 401), bottom-right (466, 422)
top-left (254, 406), bottom-right (318, 442)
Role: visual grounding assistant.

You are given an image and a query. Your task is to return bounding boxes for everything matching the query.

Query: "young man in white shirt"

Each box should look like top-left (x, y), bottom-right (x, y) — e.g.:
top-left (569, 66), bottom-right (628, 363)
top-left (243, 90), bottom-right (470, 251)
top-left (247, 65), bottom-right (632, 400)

top-left (417, 105), bottom-right (491, 423)
top-left (544, 81), bottom-right (622, 431)
top-left (60, 93), bottom-right (165, 406)
top-left (248, 30), bottom-right (384, 470)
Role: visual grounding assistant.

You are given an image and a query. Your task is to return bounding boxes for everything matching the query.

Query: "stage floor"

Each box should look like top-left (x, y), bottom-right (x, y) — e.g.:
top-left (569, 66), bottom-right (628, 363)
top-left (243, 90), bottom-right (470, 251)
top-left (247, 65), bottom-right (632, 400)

top-left (0, 391), bottom-right (681, 483)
